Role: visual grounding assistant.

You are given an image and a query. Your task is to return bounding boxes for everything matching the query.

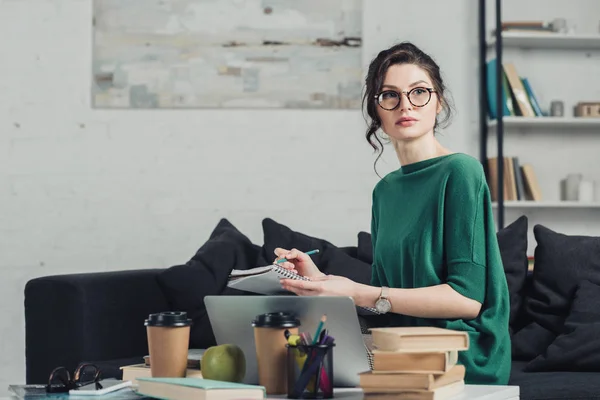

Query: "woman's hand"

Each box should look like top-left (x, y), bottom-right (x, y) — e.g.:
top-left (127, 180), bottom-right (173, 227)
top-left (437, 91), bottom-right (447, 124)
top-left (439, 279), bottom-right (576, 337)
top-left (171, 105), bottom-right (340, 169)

top-left (273, 247), bottom-right (324, 279)
top-left (280, 274), bottom-right (360, 298)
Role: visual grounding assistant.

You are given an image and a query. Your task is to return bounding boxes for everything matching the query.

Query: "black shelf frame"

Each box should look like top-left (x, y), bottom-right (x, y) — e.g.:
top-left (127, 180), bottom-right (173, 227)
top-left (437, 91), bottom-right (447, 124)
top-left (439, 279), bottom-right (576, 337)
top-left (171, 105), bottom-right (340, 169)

top-left (479, 0), bottom-right (505, 229)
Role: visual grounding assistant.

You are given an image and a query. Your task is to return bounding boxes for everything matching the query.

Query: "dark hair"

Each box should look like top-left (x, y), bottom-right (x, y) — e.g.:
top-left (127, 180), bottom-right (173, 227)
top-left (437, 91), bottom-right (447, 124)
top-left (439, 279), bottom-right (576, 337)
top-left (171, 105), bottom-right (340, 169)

top-left (362, 42), bottom-right (454, 171)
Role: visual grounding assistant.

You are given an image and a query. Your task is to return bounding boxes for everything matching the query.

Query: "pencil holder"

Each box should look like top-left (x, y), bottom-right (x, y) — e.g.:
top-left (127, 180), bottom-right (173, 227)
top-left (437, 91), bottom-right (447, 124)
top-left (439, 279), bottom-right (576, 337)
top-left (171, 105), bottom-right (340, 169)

top-left (286, 343), bottom-right (335, 399)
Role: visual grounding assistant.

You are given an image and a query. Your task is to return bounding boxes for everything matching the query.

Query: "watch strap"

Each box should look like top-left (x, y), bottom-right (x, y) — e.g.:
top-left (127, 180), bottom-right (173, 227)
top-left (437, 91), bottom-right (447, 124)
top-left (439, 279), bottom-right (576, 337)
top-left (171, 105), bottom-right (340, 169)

top-left (380, 286), bottom-right (389, 299)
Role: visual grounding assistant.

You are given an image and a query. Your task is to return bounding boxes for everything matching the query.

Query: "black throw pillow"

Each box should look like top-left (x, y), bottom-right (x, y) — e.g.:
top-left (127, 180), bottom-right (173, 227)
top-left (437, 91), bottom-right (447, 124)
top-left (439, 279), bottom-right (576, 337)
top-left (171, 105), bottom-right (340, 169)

top-left (261, 218), bottom-right (328, 266)
top-left (261, 218), bottom-right (372, 284)
top-left (357, 231), bottom-right (373, 265)
top-left (156, 218), bottom-right (260, 349)
top-left (524, 225), bottom-right (600, 337)
top-left (525, 280), bottom-right (600, 372)
top-left (495, 215), bottom-right (529, 333)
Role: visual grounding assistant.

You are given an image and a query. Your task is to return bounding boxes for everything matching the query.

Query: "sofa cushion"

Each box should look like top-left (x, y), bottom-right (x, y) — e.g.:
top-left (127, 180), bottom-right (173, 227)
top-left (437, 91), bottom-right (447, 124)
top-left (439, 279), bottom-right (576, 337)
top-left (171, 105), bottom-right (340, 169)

top-left (510, 361), bottom-right (600, 400)
top-left (496, 215), bottom-right (529, 333)
top-left (156, 218), bottom-right (260, 349)
top-left (521, 225), bottom-right (600, 340)
top-left (525, 280), bottom-right (600, 372)
top-left (261, 218), bottom-right (372, 284)
top-left (510, 321), bottom-right (557, 362)
top-left (357, 231), bottom-right (373, 265)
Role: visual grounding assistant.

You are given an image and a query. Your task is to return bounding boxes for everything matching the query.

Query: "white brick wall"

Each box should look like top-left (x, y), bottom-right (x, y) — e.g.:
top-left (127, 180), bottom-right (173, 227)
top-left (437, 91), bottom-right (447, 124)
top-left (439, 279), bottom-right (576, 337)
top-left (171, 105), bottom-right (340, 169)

top-left (0, 0), bottom-right (477, 389)
top-left (3, 0), bottom-right (597, 391)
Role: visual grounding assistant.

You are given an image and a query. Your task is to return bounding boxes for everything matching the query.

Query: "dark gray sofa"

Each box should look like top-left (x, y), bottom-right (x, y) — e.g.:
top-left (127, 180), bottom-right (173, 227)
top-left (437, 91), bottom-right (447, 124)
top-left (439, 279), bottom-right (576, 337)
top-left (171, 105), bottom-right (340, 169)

top-left (24, 217), bottom-right (600, 399)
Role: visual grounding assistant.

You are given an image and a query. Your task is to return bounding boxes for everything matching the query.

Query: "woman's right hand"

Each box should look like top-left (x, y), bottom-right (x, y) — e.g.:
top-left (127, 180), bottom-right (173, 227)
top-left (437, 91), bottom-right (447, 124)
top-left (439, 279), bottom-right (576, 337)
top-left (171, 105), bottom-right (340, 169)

top-left (273, 248), bottom-right (325, 279)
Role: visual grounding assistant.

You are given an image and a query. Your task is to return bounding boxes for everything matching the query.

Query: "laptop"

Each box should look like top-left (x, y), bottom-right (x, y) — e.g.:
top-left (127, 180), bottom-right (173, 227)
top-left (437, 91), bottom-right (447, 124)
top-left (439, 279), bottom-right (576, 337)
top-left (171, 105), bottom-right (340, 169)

top-left (204, 295), bottom-right (371, 387)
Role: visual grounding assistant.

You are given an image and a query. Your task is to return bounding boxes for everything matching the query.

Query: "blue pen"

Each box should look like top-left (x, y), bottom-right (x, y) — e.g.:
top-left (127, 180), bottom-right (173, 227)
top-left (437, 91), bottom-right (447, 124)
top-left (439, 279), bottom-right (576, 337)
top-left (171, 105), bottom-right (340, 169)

top-left (275, 249), bottom-right (319, 264)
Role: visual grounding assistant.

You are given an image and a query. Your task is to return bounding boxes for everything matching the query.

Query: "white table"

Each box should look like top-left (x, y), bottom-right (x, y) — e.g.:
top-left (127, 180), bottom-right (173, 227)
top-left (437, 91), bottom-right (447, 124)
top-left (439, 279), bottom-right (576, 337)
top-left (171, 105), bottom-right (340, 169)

top-left (268, 385), bottom-right (519, 399)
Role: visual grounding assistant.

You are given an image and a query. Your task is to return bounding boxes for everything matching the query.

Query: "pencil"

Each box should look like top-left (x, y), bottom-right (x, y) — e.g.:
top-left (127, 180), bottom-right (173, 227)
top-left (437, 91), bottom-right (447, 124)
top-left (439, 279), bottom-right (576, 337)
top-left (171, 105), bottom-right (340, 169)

top-left (275, 249), bottom-right (319, 264)
top-left (312, 315), bottom-right (327, 345)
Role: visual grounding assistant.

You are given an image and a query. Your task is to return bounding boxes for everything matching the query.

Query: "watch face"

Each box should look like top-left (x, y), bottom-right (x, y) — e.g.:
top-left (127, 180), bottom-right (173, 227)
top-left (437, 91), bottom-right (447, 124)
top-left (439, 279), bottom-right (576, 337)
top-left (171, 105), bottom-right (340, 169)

top-left (375, 298), bottom-right (391, 314)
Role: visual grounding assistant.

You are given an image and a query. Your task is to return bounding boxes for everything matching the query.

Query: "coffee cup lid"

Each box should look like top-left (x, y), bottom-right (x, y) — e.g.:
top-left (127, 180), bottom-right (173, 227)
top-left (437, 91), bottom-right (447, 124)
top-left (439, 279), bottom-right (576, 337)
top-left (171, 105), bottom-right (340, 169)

top-left (144, 311), bottom-right (192, 327)
top-left (251, 312), bottom-right (300, 328)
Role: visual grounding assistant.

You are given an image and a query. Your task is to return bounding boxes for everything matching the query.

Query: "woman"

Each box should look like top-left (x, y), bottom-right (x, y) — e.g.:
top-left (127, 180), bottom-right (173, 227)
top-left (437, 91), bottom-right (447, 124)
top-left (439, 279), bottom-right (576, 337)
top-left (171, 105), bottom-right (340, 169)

top-left (276, 42), bottom-right (511, 385)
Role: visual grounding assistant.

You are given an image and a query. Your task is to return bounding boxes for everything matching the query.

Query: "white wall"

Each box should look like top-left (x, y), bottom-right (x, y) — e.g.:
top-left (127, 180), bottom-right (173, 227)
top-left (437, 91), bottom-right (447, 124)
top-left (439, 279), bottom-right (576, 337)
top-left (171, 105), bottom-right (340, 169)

top-left (0, 0), bottom-right (595, 391)
top-left (0, 0), bottom-right (477, 389)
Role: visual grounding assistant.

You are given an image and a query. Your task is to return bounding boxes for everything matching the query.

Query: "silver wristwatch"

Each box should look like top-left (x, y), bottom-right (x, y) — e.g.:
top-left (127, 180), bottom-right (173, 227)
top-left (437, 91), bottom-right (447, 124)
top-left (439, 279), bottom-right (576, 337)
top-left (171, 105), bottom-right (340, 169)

top-left (375, 286), bottom-right (392, 314)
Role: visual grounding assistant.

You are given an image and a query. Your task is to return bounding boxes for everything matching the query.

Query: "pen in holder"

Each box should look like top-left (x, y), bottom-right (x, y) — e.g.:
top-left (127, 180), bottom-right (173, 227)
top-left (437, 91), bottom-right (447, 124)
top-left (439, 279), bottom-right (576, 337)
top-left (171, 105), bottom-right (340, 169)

top-left (286, 343), bottom-right (335, 399)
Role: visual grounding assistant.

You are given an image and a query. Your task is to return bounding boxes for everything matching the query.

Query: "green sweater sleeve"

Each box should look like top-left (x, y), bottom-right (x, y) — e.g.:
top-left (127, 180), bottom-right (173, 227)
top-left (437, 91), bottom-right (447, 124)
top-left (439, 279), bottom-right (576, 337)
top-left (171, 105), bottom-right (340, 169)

top-left (370, 195), bottom-right (382, 287)
top-left (443, 166), bottom-right (488, 304)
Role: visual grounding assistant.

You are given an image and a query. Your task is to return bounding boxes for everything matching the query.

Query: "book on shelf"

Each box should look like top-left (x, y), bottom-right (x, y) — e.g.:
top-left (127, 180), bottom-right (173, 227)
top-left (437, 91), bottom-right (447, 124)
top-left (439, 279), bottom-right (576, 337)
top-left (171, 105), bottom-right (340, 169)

top-left (136, 377), bottom-right (266, 400)
top-left (487, 157), bottom-right (542, 202)
top-left (528, 256), bottom-right (535, 272)
top-left (521, 77), bottom-right (544, 117)
top-left (494, 20), bottom-right (554, 34)
top-left (486, 59), bottom-right (514, 119)
top-left (521, 163), bottom-right (543, 201)
top-left (503, 63), bottom-right (536, 117)
top-left (487, 60), bottom-right (545, 119)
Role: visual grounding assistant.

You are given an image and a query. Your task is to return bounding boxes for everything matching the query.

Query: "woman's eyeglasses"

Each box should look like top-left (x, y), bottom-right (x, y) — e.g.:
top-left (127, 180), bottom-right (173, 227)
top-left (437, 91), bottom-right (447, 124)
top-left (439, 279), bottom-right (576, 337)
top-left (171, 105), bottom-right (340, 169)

top-left (46, 363), bottom-right (102, 393)
top-left (374, 87), bottom-right (437, 110)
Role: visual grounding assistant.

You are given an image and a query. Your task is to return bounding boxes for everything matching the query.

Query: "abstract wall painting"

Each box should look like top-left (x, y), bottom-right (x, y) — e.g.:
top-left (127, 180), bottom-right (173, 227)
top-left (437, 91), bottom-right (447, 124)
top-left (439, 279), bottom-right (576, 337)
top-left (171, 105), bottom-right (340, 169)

top-left (92, 0), bottom-right (363, 109)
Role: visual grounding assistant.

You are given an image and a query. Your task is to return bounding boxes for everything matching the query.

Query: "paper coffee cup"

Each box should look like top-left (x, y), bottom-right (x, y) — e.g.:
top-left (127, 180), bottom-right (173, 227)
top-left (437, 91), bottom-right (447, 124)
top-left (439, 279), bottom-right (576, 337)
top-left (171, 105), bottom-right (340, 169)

top-left (145, 311), bottom-right (192, 378)
top-left (252, 312), bottom-right (300, 395)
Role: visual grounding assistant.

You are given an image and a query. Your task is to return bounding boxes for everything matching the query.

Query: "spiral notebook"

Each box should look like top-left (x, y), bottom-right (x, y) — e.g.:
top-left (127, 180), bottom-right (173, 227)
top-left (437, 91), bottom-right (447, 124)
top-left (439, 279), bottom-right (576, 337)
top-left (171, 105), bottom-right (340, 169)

top-left (227, 265), bottom-right (380, 315)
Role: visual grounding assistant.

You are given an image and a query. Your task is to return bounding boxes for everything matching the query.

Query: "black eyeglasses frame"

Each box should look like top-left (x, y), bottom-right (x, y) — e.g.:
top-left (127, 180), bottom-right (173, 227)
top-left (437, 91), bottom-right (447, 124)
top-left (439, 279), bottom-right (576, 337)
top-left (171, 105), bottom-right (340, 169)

top-left (374, 87), bottom-right (437, 110)
top-left (46, 363), bottom-right (102, 393)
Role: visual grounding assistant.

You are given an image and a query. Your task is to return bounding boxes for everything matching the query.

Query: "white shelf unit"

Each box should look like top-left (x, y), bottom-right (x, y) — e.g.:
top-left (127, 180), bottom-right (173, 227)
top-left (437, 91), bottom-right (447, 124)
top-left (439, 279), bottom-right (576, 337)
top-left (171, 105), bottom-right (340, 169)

top-left (488, 117), bottom-right (600, 129)
top-left (487, 32), bottom-right (600, 50)
top-left (485, 28), bottom-right (600, 223)
top-left (492, 201), bottom-right (600, 209)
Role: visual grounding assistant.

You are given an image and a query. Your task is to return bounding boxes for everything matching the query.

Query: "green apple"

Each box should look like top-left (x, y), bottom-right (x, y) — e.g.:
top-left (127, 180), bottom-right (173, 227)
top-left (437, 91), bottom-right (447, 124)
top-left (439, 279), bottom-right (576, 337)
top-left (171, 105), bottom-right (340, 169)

top-left (201, 344), bottom-right (246, 383)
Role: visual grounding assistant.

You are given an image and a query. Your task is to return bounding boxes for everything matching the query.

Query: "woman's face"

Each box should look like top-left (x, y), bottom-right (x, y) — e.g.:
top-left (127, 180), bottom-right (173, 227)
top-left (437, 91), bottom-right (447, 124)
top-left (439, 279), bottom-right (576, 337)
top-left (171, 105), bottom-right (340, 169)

top-left (375, 63), bottom-right (441, 142)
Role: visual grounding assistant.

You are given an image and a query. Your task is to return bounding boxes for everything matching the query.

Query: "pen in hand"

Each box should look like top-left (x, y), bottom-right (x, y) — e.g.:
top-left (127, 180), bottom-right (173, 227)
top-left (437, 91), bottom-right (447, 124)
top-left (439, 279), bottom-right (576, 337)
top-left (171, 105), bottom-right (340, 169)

top-left (275, 249), bottom-right (319, 264)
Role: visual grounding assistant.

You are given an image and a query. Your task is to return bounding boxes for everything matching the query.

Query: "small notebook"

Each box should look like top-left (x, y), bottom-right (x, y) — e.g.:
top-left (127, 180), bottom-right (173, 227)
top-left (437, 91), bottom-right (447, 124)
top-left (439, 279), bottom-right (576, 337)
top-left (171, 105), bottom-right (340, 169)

top-left (228, 264), bottom-right (309, 295)
top-left (69, 379), bottom-right (133, 396)
top-left (227, 265), bottom-right (381, 315)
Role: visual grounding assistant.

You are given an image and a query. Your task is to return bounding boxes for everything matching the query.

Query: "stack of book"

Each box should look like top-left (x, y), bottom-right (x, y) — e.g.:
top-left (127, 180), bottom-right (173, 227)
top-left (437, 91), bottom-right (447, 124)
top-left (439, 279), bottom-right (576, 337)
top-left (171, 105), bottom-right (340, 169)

top-left (487, 156), bottom-right (542, 202)
top-left (360, 327), bottom-right (469, 400)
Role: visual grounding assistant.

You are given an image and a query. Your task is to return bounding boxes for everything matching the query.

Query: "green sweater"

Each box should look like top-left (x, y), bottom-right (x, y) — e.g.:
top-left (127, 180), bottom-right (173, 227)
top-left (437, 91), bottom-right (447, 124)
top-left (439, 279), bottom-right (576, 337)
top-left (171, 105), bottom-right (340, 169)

top-left (370, 153), bottom-right (511, 385)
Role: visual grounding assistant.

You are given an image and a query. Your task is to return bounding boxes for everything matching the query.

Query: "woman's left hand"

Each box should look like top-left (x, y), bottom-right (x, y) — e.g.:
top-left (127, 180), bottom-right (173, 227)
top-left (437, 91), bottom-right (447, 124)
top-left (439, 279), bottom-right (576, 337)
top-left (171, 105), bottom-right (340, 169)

top-left (280, 274), bottom-right (359, 298)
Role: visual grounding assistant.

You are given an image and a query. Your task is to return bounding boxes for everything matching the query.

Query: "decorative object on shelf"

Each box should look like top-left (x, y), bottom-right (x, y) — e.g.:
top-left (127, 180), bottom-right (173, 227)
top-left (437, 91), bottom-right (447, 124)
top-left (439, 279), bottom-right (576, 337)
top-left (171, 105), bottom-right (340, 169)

top-left (560, 175), bottom-right (597, 202)
top-left (560, 173), bottom-right (582, 201)
top-left (550, 18), bottom-right (567, 33)
top-left (493, 20), bottom-right (553, 35)
top-left (574, 102), bottom-right (600, 117)
top-left (578, 180), bottom-right (595, 202)
top-left (550, 100), bottom-right (565, 117)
